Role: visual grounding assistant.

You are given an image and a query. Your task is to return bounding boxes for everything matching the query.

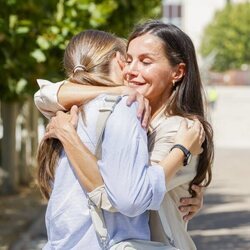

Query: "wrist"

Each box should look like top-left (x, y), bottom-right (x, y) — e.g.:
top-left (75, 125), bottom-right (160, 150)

top-left (57, 125), bottom-right (77, 145)
top-left (170, 144), bottom-right (192, 166)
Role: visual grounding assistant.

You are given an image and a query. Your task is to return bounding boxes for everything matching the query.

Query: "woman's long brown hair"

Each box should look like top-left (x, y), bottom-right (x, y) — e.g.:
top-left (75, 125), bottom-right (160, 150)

top-left (128, 20), bottom-right (214, 196)
top-left (37, 30), bottom-right (126, 200)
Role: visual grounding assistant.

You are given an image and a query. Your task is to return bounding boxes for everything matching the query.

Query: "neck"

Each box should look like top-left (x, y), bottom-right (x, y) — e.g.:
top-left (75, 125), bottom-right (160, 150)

top-left (150, 91), bottom-right (172, 120)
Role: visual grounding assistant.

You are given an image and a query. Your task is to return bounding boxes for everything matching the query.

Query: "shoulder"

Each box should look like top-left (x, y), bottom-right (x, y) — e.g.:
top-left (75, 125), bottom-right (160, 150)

top-left (110, 95), bottom-right (138, 122)
top-left (158, 115), bottom-right (194, 131)
top-left (104, 96), bottom-right (143, 135)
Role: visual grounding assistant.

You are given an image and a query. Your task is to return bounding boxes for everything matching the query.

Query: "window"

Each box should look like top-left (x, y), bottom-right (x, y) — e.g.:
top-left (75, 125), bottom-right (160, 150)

top-left (162, 0), bottom-right (183, 28)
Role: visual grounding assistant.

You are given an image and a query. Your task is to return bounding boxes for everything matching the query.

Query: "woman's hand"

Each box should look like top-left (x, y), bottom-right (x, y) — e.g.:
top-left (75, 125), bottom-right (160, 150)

top-left (174, 119), bottom-right (205, 155)
top-left (121, 86), bottom-right (151, 129)
top-left (44, 105), bottom-right (79, 141)
top-left (179, 184), bottom-right (205, 221)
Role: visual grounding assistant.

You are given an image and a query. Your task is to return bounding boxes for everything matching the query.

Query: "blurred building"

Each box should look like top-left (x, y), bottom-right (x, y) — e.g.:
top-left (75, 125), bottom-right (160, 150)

top-left (162, 0), bottom-right (250, 85)
top-left (162, 0), bottom-right (247, 50)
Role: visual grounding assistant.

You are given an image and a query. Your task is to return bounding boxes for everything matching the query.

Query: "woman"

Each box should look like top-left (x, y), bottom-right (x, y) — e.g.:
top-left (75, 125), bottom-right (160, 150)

top-left (36, 28), bottom-right (205, 249)
top-left (35, 21), bottom-right (212, 249)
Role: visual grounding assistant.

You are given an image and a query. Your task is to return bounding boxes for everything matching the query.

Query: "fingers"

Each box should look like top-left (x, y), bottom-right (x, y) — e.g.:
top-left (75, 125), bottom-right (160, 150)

top-left (70, 105), bottom-right (79, 115)
top-left (136, 95), bottom-right (145, 119)
top-left (192, 184), bottom-right (205, 198)
top-left (126, 93), bottom-right (136, 106)
top-left (180, 196), bottom-right (200, 206)
top-left (141, 99), bottom-right (151, 128)
top-left (178, 118), bottom-right (188, 132)
top-left (44, 125), bottom-right (56, 140)
top-left (192, 119), bottom-right (202, 132)
top-left (183, 212), bottom-right (195, 221)
top-left (70, 105), bottom-right (79, 128)
top-left (179, 203), bottom-right (200, 221)
top-left (199, 128), bottom-right (205, 145)
top-left (179, 185), bottom-right (205, 221)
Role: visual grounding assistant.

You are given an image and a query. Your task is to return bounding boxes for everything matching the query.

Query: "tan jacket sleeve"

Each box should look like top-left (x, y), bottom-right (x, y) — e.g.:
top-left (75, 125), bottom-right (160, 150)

top-left (34, 79), bottom-right (66, 119)
top-left (148, 116), bottom-right (197, 192)
top-left (88, 185), bottom-right (117, 212)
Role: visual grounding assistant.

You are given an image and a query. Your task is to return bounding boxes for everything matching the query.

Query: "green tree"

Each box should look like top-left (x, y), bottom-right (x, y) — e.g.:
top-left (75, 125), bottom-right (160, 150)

top-left (200, 2), bottom-right (250, 72)
top-left (0, 0), bottom-right (161, 193)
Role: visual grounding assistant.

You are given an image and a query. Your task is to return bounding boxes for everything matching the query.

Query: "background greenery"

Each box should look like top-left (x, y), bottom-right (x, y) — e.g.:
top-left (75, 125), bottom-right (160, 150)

top-left (0, 0), bottom-right (161, 102)
top-left (0, 0), bottom-right (161, 193)
top-left (200, 2), bottom-right (250, 72)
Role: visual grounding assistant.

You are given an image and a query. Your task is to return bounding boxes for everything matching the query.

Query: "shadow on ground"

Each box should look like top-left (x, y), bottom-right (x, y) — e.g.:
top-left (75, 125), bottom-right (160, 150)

top-left (188, 192), bottom-right (250, 250)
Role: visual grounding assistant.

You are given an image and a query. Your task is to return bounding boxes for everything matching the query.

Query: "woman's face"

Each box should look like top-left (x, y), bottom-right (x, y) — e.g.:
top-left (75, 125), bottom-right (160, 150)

top-left (123, 34), bottom-right (175, 105)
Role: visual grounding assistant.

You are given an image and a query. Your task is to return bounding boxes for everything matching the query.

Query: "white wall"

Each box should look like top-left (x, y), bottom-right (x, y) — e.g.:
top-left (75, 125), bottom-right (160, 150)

top-left (182, 0), bottom-right (225, 52)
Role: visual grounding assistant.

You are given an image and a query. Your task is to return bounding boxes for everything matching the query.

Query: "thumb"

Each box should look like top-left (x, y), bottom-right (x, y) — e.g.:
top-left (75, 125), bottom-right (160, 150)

top-left (70, 105), bottom-right (79, 127)
top-left (179, 119), bottom-right (188, 132)
top-left (70, 105), bottom-right (79, 115)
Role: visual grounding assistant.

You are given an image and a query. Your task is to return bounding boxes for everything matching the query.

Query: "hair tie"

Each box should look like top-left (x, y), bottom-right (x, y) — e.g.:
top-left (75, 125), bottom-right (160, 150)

top-left (73, 64), bottom-right (86, 73)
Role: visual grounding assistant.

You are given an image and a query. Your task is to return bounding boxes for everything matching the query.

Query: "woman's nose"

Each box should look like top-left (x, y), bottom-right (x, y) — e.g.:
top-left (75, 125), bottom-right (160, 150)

top-left (125, 62), bottom-right (139, 78)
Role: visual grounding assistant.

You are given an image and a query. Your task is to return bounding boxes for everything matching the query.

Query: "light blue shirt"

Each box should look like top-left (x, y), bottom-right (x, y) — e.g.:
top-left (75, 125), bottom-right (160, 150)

top-left (43, 95), bottom-right (166, 250)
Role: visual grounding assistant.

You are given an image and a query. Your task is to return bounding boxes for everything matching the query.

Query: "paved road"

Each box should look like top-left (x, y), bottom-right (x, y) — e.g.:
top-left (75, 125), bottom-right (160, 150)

top-left (9, 86), bottom-right (250, 249)
top-left (188, 86), bottom-right (250, 249)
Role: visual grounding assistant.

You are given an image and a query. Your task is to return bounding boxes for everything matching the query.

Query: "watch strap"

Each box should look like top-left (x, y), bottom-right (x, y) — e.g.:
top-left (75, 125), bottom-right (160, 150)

top-left (170, 144), bottom-right (191, 166)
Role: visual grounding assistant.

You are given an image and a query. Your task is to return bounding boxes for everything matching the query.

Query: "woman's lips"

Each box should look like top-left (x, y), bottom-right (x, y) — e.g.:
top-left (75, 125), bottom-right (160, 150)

top-left (128, 81), bottom-right (146, 86)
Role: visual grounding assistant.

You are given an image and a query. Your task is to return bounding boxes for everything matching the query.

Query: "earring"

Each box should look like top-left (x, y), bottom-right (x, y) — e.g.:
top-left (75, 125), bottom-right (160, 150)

top-left (172, 80), bottom-right (176, 88)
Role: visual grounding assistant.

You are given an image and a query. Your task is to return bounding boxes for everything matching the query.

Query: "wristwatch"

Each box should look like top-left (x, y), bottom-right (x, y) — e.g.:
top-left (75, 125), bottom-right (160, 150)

top-left (170, 144), bottom-right (192, 166)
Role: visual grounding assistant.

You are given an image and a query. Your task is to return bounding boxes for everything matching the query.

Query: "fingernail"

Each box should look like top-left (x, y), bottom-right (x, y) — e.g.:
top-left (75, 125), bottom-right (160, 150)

top-left (181, 199), bottom-right (187, 204)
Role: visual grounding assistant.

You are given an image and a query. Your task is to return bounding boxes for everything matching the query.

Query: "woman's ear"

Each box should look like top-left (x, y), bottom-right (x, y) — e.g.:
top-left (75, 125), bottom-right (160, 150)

top-left (172, 63), bottom-right (186, 82)
top-left (116, 51), bottom-right (126, 70)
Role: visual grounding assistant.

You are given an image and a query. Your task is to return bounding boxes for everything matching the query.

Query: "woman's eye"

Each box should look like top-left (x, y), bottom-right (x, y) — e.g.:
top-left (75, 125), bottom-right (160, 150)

top-left (142, 59), bottom-right (152, 65)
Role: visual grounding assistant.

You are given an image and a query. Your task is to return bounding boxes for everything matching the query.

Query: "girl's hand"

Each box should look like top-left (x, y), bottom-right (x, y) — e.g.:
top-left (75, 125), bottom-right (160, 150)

top-left (44, 105), bottom-right (79, 141)
top-left (122, 86), bottom-right (151, 129)
top-left (175, 119), bottom-right (205, 155)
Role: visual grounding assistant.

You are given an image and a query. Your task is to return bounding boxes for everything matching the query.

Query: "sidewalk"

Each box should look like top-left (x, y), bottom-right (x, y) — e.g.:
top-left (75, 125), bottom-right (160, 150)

top-left (0, 186), bottom-right (46, 250)
top-left (189, 147), bottom-right (250, 250)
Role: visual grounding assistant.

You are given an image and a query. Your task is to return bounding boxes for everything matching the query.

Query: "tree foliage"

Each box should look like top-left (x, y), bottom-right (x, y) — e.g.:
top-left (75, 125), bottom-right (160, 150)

top-left (200, 2), bottom-right (250, 72)
top-left (0, 0), bottom-right (161, 102)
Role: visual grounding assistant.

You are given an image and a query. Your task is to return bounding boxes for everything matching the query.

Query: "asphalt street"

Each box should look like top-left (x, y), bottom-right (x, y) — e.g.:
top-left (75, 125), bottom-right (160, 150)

top-left (189, 86), bottom-right (250, 249)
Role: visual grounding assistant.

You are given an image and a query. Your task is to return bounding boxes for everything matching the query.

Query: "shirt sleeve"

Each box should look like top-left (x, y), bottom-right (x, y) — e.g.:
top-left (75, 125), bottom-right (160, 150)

top-left (97, 97), bottom-right (166, 217)
top-left (34, 79), bottom-right (66, 119)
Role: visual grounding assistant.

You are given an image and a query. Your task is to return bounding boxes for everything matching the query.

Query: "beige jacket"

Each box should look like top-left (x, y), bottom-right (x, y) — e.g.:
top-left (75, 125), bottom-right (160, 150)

top-left (148, 109), bottom-right (197, 250)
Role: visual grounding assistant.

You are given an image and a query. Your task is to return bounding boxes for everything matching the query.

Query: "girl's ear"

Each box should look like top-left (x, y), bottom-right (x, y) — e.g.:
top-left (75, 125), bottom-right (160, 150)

top-left (116, 51), bottom-right (126, 70)
top-left (172, 63), bottom-right (186, 82)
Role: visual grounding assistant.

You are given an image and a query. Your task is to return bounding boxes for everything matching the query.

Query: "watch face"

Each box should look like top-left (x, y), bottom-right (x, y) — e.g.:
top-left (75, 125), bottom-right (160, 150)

top-left (183, 152), bottom-right (192, 166)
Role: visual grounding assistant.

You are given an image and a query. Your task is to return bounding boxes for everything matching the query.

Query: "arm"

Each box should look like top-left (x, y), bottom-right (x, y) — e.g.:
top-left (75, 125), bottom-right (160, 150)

top-left (34, 79), bottom-right (66, 119)
top-left (34, 79), bottom-right (123, 119)
top-left (45, 100), bottom-right (202, 216)
top-left (149, 117), bottom-right (200, 191)
top-left (44, 106), bottom-right (103, 192)
top-left (87, 98), bottom-right (202, 216)
top-left (34, 79), bottom-right (151, 127)
top-left (149, 117), bottom-right (204, 219)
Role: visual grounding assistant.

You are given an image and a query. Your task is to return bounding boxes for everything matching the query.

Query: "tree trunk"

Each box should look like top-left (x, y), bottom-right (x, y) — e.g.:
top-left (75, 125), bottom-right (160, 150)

top-left (19, 98), bottom-right (39, 185)
top-left (1, 102), bottom-right (19, 194)
top-left (28, 97), bottom-right (39, 168)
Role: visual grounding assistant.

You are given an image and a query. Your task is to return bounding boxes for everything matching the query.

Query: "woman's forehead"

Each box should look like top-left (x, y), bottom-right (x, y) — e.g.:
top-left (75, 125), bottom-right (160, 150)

top-left (127, 34), bottom-right (165, 56)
